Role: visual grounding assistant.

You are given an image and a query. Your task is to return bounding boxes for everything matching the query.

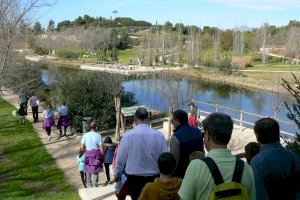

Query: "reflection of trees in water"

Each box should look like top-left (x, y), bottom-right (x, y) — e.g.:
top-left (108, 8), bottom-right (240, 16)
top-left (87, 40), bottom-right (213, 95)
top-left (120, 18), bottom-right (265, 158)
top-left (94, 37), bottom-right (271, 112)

top-left (251, 92), bottom-right (266, 113)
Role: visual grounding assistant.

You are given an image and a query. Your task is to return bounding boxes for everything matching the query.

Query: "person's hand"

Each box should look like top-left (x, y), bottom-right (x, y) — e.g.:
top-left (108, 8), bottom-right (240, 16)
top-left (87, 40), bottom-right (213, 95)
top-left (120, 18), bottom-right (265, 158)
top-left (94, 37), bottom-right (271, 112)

top-left (114, 175), bottom-right (121, 182)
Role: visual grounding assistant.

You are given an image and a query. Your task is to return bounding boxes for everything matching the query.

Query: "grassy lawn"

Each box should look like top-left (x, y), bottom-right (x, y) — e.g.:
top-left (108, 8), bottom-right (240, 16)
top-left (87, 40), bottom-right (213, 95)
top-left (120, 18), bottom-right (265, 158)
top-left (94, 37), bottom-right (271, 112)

top-left (0, 99), bottom-right (79, 200)
top-left (249, 65), bottom-right (300, 71)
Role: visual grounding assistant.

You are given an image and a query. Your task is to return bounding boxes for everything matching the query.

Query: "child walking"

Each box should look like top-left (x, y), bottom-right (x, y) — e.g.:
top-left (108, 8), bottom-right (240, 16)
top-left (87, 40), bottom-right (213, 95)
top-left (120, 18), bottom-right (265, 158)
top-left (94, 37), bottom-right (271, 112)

top-left (77, 148), bottom-right (86, 188)
top-left (139, 152), bottom-right (182, 200)
top-left (42, 104), bottom-right (55, 141)
top-left (103, 136), bottom-right (116, 186)
top-left (17, 103), bottom-right (27, 125)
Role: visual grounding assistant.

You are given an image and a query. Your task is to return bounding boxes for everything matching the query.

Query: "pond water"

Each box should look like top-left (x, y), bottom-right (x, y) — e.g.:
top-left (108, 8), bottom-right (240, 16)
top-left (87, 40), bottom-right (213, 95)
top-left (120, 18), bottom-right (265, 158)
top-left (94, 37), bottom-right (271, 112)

top-left (41, 67), bottom-right (297, 138)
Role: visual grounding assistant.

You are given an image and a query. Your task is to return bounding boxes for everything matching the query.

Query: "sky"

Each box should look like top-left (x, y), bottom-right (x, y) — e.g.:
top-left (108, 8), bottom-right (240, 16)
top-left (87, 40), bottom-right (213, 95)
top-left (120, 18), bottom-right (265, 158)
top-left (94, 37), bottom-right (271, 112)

top-left (39, 0), bottom-right (300, 29)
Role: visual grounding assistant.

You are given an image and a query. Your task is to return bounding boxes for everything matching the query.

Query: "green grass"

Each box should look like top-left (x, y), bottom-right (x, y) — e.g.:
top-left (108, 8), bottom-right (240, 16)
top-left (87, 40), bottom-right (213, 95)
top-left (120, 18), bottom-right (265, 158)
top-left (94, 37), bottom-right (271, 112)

top-left (0, 99), bottom-right (79, 200)
top-left (249, 65), bottom-right (300, 71)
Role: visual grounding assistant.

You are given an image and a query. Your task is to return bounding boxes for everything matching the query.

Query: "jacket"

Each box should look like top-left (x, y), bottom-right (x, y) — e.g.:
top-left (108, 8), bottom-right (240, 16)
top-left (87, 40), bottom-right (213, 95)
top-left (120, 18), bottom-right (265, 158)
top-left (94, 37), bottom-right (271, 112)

top-left (139, 177), bottom-right (182, 200)
top-left (84, 149), bottom-right (104, 173)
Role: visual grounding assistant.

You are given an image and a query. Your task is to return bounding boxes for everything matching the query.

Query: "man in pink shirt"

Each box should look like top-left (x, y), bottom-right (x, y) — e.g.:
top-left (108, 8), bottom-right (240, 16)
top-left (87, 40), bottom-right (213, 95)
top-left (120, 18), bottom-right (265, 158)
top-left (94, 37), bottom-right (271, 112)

top-left (29, 92), bottom-right (39, 123)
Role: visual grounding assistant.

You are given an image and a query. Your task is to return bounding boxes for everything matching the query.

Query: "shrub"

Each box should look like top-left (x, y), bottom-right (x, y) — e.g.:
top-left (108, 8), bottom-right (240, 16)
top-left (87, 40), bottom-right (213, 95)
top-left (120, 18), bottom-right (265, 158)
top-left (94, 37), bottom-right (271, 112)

top-left (217, 57), bottom-right (237, 75)
top-left (231, 56), bottom-right (252, 69)
top-left (50, 71), bottom-right (137, 131)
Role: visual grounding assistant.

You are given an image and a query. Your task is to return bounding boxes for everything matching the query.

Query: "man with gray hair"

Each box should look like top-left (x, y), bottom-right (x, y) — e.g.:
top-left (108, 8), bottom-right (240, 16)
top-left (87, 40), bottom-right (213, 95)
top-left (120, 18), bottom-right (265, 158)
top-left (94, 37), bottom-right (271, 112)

top-left (114, 107), bottom-right (169, 200)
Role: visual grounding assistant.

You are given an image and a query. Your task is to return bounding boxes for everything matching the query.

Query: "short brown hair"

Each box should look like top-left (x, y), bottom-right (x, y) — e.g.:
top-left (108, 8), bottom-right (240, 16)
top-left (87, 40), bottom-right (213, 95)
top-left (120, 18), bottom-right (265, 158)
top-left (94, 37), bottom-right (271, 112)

top-left (90, 120), bottom-right (98, 130)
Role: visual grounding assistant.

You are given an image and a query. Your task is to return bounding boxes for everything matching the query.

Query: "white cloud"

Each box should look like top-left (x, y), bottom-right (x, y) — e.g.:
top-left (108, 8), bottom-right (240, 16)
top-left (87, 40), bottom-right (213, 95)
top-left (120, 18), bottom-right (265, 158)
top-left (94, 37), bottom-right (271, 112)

top-left (209, 0), bottom-right (300, 10)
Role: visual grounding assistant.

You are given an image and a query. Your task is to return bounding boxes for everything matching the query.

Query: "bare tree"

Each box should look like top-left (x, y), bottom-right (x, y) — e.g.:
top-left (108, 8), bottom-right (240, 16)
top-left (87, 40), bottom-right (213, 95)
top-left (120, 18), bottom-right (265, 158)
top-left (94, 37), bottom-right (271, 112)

top-left (261, 23), bottom-right (269, 65)
top-left (285, 27), bottom-right (300, 65)
top-left (101, 73), bottom-right (124, 140)
top-left (233, 27), bottom-right (245, 57)
top-left (214, 28), bottom-right (221, 62)
top-left (154, 71), bottom-right (194, 136)
top-left (0, 0), bottom-right (54, 95)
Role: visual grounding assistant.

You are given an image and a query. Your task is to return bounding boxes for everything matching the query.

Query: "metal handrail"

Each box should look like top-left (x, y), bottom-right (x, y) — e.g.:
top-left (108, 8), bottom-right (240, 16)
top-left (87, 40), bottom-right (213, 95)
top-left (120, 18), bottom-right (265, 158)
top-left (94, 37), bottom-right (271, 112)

top-left (193, 100), bottom-right (297, 138)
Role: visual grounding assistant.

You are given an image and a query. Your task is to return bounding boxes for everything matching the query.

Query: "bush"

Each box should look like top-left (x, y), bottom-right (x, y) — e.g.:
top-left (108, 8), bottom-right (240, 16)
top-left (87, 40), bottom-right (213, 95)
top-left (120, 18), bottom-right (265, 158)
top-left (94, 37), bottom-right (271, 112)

top-left (217, 58), bottom-right (237, 75)
top-left (203, 59), bottom-right (215, 68)
top-left (55, 49), bottom-right (78, 60)
top-left (231, 56), bottom-right (252, 69)
top-left (50, 71), bottom-right (137, 131)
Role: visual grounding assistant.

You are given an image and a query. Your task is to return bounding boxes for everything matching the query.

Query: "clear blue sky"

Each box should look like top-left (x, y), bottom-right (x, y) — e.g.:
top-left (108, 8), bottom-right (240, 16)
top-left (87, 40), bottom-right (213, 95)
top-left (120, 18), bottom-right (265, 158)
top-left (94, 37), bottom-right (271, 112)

top-left (39, 0), bottom-right (300, 29)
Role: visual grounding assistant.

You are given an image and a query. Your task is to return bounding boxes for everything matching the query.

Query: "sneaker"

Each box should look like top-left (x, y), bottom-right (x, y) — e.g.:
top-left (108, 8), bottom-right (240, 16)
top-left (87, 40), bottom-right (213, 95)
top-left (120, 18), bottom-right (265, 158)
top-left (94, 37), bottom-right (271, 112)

top-left (103, 181), bottom-right (109, 186)
top-left (48, 136), bottom-right (51, 141)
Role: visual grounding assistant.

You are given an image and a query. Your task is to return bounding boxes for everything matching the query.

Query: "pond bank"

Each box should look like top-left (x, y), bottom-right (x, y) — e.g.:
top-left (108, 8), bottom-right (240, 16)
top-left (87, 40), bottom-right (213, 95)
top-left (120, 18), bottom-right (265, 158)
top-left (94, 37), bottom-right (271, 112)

top-left (171, 68), bottom-right (290, 94)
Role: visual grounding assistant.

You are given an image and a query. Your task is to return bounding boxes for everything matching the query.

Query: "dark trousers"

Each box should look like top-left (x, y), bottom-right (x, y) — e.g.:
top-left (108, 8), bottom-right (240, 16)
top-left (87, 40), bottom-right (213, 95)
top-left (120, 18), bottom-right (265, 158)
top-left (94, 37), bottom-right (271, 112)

top-left (59, 126), bottom-right (68, 136)
top-left (45, 127), bottom-right (51, 136)
top-left (127, 174), bottom-right (158, 200)
top-left (80, 171), bottom-right (86, 188)
top-left (104, 163), bottom-right (111, 181)
top-left (31, 106), bottom-right (39, 122)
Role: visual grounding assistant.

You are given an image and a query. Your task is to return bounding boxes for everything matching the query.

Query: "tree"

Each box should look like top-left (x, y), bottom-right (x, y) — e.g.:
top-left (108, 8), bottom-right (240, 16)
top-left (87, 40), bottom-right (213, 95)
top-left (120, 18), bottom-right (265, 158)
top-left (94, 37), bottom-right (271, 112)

top-left (33, 21), bottom-right (42, 35)
top-left (100, 73), bottom-right (124, 140)
top-left (163, 21), bottom-right (173, 32)
top-left (214, 29), bottom-right (221, 62)
top-left (282, 74), bottom-right (300, 156)
top-left (285, 27), bottom-right (300, 65)
top-left (261, 23), bottom-right (269, 65)
top-left (118, 31), bottom-right (131, 50)
top-left (51, 71), bottom-right (136, 133)
top-left (154, 71), bottom-right (195, 136)
top-left (47, 19), bottom-right (55, 31)
top-left (0, 0), bottom-right (54, 95)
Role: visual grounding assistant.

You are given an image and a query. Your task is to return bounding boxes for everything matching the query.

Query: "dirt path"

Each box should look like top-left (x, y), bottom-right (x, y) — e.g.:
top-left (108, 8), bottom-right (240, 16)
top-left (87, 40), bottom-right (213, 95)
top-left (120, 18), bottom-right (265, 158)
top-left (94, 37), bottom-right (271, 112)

top-left (1, 89), bottom-right (107, 190)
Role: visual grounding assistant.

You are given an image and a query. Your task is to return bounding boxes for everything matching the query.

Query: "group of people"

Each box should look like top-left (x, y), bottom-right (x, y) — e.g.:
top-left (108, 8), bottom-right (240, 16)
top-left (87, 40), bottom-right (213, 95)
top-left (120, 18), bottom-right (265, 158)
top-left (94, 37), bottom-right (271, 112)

top-left (78, 106), bottom-right (300, 200)
top-left (17, 91), bottom-right (40, 124)
top-left (42, 102), bottom-right (70, 141)
top-left (18, 91), bottom-right (70, 141)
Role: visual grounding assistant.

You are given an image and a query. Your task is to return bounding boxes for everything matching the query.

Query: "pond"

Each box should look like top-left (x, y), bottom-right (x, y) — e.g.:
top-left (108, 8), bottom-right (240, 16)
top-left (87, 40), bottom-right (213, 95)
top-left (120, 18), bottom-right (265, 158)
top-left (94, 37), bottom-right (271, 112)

top-left (41, 66), bottom-right (297, 138)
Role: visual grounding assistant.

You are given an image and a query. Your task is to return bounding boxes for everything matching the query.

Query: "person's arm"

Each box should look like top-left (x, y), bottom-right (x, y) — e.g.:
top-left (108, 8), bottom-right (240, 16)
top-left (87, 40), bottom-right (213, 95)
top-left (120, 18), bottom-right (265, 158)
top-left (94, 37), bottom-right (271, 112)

top-left (178, 161), bottom-right (197, 200)
top-left (99, 144), bottom-right (104, 155)
top-left (114, 135), bottom-right (129, 178)
top-left (170, 135), bottom-right (180, 166)
top-left (80, 135), bottom-right (86, 152)
top-left (251, 158), bottom-right (268, 200)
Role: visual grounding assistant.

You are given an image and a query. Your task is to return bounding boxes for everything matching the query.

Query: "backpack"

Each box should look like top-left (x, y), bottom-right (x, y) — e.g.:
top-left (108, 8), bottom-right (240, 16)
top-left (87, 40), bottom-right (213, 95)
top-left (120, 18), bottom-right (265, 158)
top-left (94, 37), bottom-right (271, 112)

top-left (202, 157), bottom-right (249, 200)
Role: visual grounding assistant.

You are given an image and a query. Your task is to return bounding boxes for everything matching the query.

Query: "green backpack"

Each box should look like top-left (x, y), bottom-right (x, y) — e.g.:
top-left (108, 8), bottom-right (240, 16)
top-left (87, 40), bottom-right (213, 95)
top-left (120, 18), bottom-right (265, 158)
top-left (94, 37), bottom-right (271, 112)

top-left (202, 157), bottom-right (250, 200)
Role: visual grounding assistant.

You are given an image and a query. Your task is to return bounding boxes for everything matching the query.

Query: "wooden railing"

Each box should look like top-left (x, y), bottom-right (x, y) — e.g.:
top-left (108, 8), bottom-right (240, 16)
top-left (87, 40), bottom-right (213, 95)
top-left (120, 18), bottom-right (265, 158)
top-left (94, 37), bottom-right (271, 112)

top-left (193, 100), bottom-right (297, 138)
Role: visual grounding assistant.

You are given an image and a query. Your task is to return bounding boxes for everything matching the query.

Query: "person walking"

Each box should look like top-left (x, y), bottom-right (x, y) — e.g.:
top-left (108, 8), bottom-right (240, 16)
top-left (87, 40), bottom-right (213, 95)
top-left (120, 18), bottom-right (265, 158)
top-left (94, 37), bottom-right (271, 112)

top-left (42, 104), bottom-right (55, 141)
top-left (251, 118), bottom-right (300, 200)
top-left (103, 136), bottom-right (116, 186)
top-left (170, 110), bottom-right (203, 178)
top-left (57, 102), bottom-right (69, 137)
top-left (81, 121), bottom-right (104, 188)
top-left (114, 108), bottom-right (169, 200)
top-left (77, 148), bottom-right (86, 188)
top-left (29, 92), bottom-right (39, 123)
top-left (19, 90), bottom-right (29, 115)
top-left (139, 152), bottom-right (182, 200)
top-left (178, 113), bottom-right (256, 200)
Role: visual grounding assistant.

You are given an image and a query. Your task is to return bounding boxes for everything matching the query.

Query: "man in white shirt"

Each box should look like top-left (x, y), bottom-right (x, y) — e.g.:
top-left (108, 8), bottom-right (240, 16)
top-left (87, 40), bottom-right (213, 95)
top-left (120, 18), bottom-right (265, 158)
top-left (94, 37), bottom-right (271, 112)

top-left (114, 108), bottom-right (169, 200)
